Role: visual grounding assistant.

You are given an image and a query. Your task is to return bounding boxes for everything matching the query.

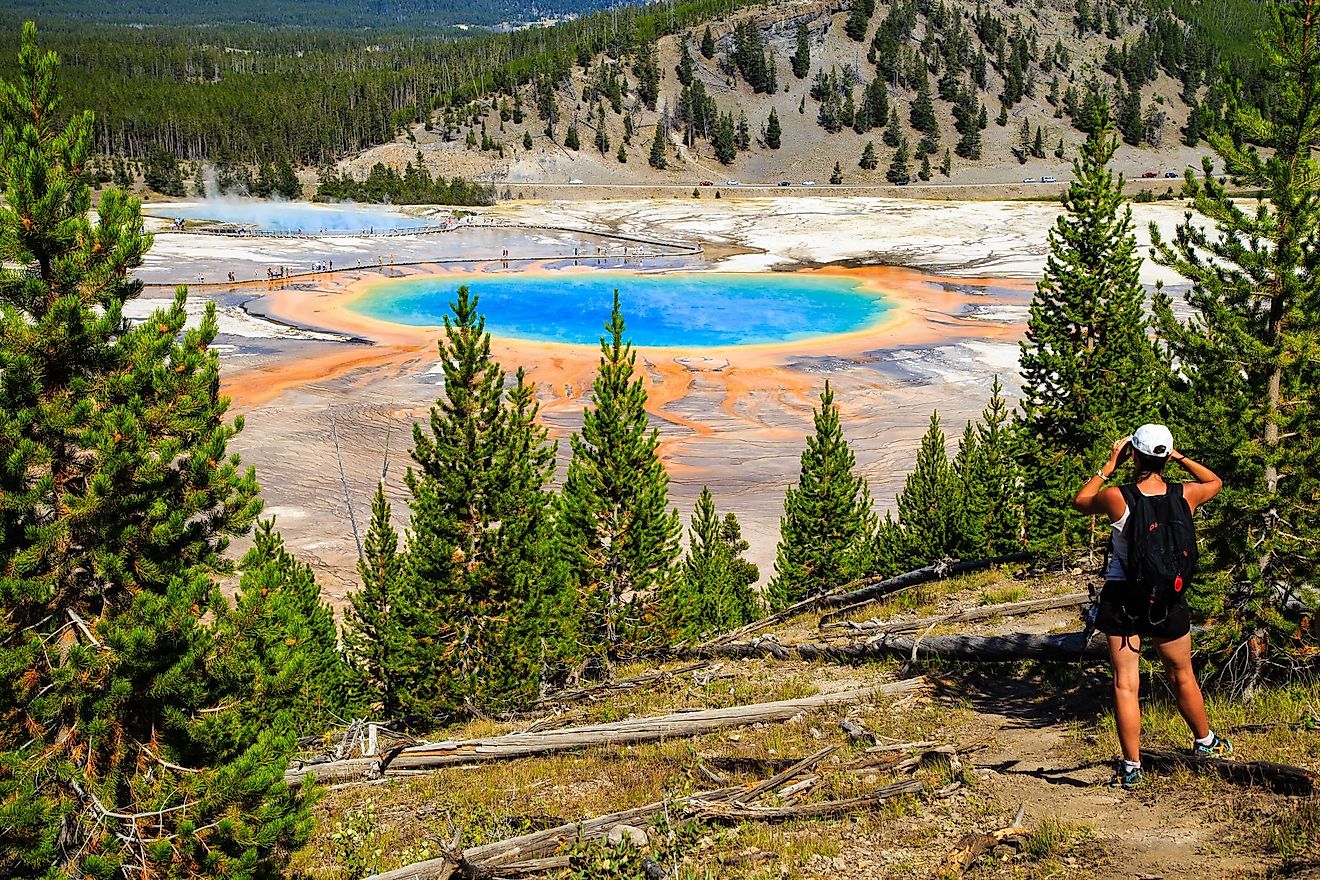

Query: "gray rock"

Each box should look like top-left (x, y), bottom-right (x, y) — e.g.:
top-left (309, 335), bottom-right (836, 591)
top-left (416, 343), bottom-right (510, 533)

top-left (607, 824), bottom-right (648, 848)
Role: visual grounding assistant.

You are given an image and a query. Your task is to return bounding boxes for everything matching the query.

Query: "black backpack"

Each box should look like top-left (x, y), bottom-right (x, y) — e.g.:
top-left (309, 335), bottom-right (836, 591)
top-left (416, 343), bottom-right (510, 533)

top-left (1119, 483), bottom-right (1199, 623)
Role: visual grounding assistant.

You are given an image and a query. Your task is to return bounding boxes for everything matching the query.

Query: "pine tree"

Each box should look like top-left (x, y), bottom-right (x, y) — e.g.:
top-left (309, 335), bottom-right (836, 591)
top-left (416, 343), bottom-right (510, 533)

top-left (400, 286), bottom-right (556, 717)
top-left (523, 130), bottom-right (533, 150)
top-left (701, 25), bottom-right (716, 59)
top-left (940, 148), bottom-right (952, 176)
top-left (490, 367), bottom-right (564, 694)
top-left (345, 484), bottom-right (405, 717)
top-left (956, 118), bottom-right (982, 160)
top-left (845, 0), bottom-right (870, 41)
top-left (910, 76), bottom-right (939, 137)
top-left (617, 142), bottom-right (628, 163)
top-left (0, 25), bottom-right (319, 878)
top-left (955, 377), bottom-right (1023, 559)
top-left (1016, 112), bottom-right (1163, 555)
top-left (831, 161), bottom-right (844, 184)
top-left (736, 111), bottom-right (751, 150)
top-left (216, 521), bottom-right (353, 731)
top-left (919, 154), bottom-right (932, 181)
top-left (1118, 85), bottom-right (1144, 145)
top-left (792, 22), bottom-right (811, 78)
top-left (882, 107), bottom-right (902, 147)
top-left (559, 292), bottom-right (680, 665)
top-left (714, 111), bottom-right (737, 164)
top-left (677, 40), bottom-right (695, 87)
top-left (565, 124), bottom-right (581, 150)
top-left (665, 488), bottom-right (760, 641)
top-left (886, 136), bottom-right (911, 183)
top-left (996, 103), bottom-right (1009, 126)
top-left (595, 103), bottom-right (610, 154)
top-left (1148, 0), bottom-right (1320, 688)
top-left (768, 383), bottom-right (877, 609)
top-left (649, 121), bottom-right (667, 169)
top-left (765, 107), bottom-right (782, 149)
top-left (888, 413), bottom-right (962, 569)
top-left (860, 140), bottom-right (879, 170)
top-left (273, 155), bottom-right (301, 199)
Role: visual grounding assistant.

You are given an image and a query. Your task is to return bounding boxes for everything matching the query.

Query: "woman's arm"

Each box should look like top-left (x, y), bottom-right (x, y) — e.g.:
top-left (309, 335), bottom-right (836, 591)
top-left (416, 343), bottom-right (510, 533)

top-left (1170, 452), bottom-right (1222, 511)
top-left (1073, 437), bottom-right (1129, 519)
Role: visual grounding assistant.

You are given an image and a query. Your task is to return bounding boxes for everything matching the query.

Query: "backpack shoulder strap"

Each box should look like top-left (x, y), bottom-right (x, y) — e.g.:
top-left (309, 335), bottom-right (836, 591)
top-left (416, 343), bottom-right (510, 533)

top-left (1117, 483), bottom-right (1138, 516)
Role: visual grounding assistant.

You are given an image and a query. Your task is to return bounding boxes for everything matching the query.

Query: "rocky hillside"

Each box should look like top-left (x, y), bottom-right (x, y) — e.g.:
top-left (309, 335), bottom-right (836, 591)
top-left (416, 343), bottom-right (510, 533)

top-left (341, 0), bottom-right (1222, 191)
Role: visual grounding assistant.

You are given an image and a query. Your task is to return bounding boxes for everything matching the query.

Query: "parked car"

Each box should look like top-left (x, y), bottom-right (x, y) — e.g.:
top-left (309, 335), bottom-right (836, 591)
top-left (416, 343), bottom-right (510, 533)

top-left (800, 180), bottom-right (816, 186)
top-left (1164, 171), bottom-right (1180, 178)
top-left (1041, 175), bottom-right (1058, 183)
top-left (894, 178), bottom-right (910, 186)
top-left (699, 180), bottom-right (714, 186)
top-left (569, 178), bottom-right (584, 184)
top-left (1141, 171), bottom-right (1158, 178)
top-left (778, 180), bottom-right (791, 186)
top-left (726, 179), bottom-right (741, 186)
top-left (1022, 177), bottom-right (1038, 183)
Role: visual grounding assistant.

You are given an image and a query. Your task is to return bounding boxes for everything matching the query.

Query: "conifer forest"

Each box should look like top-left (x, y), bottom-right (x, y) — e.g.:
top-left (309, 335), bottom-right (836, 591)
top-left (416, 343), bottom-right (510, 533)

top-left (3, 0), bottom-right (1320, 877)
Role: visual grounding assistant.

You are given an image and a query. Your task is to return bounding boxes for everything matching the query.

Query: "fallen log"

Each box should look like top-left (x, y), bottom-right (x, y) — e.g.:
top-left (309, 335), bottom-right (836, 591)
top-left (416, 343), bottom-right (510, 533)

top-left (367, 745), bottom-right (846, 879)
top-left (1142, 748), bottom-right (1317, 796)
top-left (676, 631), bottom-right (1106, 663)
top-left (687, 778), bottom-right (924, 821)
top-left (531, 663), bottom-right (711, 708)
top-left (367, 761), bottom-right (925, 880)
top-left (822, 592), bottom-right (1090, 636)
top-left (815, 552), bottom-right (1035, 626)
top-left (286, 678), bottom-right (927, 786)
top-left (700, 552), bottom-right (1033, 646)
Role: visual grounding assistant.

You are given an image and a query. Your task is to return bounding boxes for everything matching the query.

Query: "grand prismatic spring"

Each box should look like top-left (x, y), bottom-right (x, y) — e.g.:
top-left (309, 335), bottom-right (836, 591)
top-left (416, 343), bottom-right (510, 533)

top-left (348, 271), bottom-right (892, 348)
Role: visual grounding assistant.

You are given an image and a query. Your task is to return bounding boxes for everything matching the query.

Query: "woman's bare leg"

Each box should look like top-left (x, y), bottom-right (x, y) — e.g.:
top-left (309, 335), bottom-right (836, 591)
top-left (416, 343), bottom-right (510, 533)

top-left (1109, 634), bottom-right (1143, 763)
top-left (1153, 633), bottom-right (1211, 741)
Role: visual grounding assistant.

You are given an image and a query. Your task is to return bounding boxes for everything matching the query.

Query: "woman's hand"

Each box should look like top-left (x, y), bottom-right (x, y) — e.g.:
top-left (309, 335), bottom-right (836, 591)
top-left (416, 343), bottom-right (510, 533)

top-left (1102, 436), bottom-right (1131, 476)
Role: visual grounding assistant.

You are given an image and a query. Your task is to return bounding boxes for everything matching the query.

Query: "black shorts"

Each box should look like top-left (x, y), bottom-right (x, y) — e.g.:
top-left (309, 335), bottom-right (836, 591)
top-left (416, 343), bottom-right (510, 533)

top-left (1095, 579), bottom-right (1191, 640)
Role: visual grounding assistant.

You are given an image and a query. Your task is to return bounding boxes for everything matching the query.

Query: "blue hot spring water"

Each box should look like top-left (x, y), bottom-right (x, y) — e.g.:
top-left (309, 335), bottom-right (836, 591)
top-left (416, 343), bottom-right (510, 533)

top-left (153, 199), bottom-right (429, 233)
top-left (350, 272), bottom-right (890, 347)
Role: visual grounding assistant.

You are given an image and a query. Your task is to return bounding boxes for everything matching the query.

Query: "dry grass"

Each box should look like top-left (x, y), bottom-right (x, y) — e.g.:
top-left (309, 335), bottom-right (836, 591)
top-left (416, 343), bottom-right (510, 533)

top-left (289, 566), bottom-right (1317, 880)
top-left (288, 655), bottom-right (980, 880)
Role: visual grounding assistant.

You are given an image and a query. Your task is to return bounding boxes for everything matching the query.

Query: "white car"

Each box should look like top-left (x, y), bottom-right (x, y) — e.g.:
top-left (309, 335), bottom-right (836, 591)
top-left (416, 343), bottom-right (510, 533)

top-left (800, 180), bottom-right (816, 186)
top-left (1041, 175), bottom-right (1058, 183)
top-left (1022, 177), bottom-right (1038, 183)
top-left (726, 179), bottom-right (741, 186)
top-left (568, 178), bottom-right (584, 185)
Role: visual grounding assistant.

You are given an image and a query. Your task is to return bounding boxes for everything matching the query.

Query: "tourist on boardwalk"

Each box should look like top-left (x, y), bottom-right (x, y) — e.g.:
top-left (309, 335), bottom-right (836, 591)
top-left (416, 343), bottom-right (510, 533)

top-left (1073, 425), bottom-right (1231, 789)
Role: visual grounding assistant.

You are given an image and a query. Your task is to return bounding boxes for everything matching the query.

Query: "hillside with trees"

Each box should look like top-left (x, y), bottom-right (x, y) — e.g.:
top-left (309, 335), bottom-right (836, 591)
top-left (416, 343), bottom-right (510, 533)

top-left (8, 0), bottom-right (1271, 197)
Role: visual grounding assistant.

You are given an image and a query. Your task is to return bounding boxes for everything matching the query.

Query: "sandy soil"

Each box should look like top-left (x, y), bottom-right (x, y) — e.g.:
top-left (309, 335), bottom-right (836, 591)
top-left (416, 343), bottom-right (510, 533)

top-left (136, 196), bottom-right (1193, 604)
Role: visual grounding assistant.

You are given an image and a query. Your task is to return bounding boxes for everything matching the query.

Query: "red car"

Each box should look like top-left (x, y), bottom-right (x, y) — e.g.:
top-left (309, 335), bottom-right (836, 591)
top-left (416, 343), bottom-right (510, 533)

top-left (1141, 171), bottom-right (1158, 178)
top-left (699, 180), bottom-right (714, 186)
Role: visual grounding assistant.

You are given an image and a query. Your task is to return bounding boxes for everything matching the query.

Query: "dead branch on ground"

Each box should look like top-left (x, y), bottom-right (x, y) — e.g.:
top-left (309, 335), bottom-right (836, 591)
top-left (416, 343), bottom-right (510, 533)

top-left (287, 678), bottom-right (927, 786)
top-left (937, 805), bottom-right (1029, 878)
top-left (674, 631), bottom-right (1106, 663)
top-left (699, 552), bottom-right (1033, 646)
top-left (1141, 748), bottom-right (1316, 796)
top-left (822, 592), bottom-right (1090, 636)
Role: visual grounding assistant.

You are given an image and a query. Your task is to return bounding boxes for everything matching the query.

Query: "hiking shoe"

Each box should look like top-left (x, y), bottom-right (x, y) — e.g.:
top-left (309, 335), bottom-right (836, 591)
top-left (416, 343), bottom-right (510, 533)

top-left (1193, 734), bottom-right (1233, 759)
top-left (1109, 766), bottom-right (1144, 789)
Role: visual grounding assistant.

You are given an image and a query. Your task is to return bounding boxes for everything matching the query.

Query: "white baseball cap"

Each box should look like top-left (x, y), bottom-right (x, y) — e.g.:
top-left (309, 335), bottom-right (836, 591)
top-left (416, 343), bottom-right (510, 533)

top-left (1131, 424), bottom-right (1175, 458)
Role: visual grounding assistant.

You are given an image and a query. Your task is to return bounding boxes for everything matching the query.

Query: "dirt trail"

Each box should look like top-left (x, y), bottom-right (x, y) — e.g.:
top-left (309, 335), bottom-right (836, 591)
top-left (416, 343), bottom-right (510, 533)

top-left (965, 676), bottom-right (1265, 878)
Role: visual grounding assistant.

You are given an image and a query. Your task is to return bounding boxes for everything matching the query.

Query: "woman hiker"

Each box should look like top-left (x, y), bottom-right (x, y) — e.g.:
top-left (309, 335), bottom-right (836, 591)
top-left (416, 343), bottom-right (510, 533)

top-left (1073, 424), bottom-right (1232, 789)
